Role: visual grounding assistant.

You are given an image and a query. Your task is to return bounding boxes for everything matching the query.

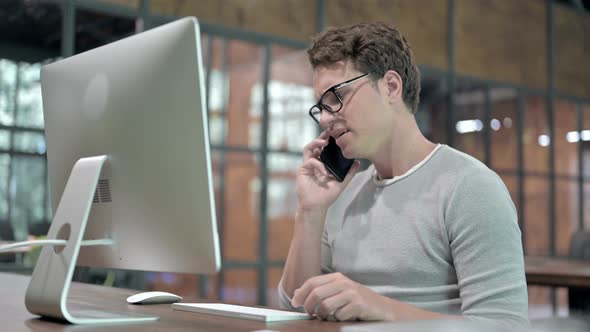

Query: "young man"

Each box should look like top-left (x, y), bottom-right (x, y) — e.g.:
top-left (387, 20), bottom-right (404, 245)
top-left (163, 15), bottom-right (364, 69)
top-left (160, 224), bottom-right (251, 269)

top-left (279, 22), bottom-right (528, 327)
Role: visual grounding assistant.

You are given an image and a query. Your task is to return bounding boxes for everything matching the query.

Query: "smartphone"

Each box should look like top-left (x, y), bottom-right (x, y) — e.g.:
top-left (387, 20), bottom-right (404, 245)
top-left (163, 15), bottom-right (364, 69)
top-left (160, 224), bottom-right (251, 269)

top-left (319, 136), bottom-right (355, 182)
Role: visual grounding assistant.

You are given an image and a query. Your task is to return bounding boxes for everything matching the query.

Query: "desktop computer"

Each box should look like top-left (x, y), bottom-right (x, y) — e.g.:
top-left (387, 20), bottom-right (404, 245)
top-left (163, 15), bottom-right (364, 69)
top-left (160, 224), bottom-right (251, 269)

top-left (23, 17), bottom-right (221, 324)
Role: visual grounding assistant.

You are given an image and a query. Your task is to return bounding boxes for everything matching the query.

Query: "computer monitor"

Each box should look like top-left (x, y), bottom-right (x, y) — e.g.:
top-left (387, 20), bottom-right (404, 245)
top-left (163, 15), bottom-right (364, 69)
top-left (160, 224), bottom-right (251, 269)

top-left (24, 17), bottom-right (220, 324)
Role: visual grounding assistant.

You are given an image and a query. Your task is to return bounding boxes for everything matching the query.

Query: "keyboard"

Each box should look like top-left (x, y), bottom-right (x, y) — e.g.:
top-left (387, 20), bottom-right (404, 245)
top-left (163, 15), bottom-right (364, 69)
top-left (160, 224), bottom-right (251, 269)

top-left (171, 302), bottom-right (312, 322)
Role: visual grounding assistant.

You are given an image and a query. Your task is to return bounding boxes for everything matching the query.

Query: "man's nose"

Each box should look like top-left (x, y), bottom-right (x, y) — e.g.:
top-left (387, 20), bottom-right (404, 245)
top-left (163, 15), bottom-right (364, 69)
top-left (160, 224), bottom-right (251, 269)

top-left (319, 111), bottom-right (337, 129)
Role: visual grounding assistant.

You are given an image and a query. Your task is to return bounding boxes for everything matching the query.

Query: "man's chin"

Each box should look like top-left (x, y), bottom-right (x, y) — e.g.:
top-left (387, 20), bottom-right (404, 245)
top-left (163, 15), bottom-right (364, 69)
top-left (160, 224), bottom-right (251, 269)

top-left (339, 139), bottom-right (360, 159)
top-left (341, 147), bottom-right (356, 160)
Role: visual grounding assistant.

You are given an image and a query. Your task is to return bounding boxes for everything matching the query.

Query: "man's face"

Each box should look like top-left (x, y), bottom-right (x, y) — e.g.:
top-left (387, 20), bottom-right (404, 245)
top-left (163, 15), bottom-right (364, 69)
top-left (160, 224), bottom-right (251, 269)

top-left (313, 62), bottom-right (392, 159)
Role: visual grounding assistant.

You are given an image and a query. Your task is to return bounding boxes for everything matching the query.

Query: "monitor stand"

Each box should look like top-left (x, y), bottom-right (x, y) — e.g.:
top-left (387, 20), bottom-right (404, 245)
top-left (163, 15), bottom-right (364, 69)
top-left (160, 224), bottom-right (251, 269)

top-left (24, 155), bottom-right (158, 324)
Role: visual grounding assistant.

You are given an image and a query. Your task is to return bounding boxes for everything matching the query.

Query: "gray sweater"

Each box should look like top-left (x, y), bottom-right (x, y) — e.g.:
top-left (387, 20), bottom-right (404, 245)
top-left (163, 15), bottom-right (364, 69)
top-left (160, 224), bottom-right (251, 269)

top-left (279, 145), bottom-right (529, 327)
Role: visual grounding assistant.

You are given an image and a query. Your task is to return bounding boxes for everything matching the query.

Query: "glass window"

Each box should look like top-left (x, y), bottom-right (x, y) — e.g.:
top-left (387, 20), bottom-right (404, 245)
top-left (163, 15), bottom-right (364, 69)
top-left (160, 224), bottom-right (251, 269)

top-left (0, 60), bottom-right (18, 126)
top-left (553, 99), bottom-right (580, 255)
top-left (266, 174), bottom-right (297, 220)
top-left (524, 96), bottom-right (548, 173)
top-left (0, 0), bottom-right (61, 254)
top-left (205, 37), bottom-right (229, 146)
top-left (145, 273), bottom-right (219, 301)
top-left (225, 40), bottom-right (262, 148)
top-left (13, 132), bottom-right (46, 154)
top-left (0, 130), bottom-right (9, 150)
top-left (7, 156), bottom-right (47, 241)
top-left (418, 71), bottom-right (448, 144)
top-left (556, 179), bottom-right (579, 256)
top-left (208, 69), bottom-right (229, 146)
top-left (210, 150), bottom-right (222, 216)
top-left (204, 274), bottom-right (219, 300)
top-left (453, 84), bottom-right (486, 163)
top-left (585, 182), bottom-right (590, 230)
top-left (268, 46), bottom-right (315, 152)
top-left (0, 154), bottom-right (9, 220)
top-left (267, 154), bottom-right (299, 262)
top-left (16, 63), bottom-right (44, 129)
top-left (264, 80), bottom-right (315, 151)
top-left (491, 88), bottom-right (518, 171)
top-left (525, 177), bottom-right (549, 255)
top-left (554, 100), bottom-right (578, 177)
top-left (583, 104), bottom-right (590, 230)
top-left (499, 174), bottom-right (519, 215)
top-left (420, 99), bottom-right (447, 145)
top-left (144, 272), bottom-right (200, 298)
top-left (222, 152), bottom-right (260, 261)
top-left (582, 104), bottom-right (590, 179)
top-left (222, 269), bottom-right (258, 305)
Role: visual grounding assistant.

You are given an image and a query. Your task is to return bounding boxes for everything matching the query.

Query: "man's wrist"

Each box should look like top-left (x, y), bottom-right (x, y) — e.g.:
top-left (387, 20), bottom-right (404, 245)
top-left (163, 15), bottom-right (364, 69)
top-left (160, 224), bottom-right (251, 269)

top-left (384, 296), bottom-right (461, 322)
top-left (296, 206), bottom-right (327, 221)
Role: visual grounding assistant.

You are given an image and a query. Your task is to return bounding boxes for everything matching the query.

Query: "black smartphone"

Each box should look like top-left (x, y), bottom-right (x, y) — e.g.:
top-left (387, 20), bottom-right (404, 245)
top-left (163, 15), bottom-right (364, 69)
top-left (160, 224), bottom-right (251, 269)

top-left (319, 136), bottom-right (355, 182)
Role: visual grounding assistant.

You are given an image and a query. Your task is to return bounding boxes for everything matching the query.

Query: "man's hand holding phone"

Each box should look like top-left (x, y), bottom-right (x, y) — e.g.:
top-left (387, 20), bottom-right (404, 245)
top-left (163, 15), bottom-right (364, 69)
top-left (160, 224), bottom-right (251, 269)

top-left (296, 130), bottom-right (360, 213)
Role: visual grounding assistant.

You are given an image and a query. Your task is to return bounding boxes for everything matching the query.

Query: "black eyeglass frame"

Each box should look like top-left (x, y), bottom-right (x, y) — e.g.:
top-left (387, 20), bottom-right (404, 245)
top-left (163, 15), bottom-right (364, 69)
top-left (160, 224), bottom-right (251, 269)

top-left (308, 71), bottom-right (374, 124)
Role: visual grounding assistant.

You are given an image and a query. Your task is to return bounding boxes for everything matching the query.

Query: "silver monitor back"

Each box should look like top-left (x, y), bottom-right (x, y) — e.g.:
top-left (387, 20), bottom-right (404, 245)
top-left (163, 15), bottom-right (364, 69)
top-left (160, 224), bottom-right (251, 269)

top-left (41, 17), bottom-right (220, 274)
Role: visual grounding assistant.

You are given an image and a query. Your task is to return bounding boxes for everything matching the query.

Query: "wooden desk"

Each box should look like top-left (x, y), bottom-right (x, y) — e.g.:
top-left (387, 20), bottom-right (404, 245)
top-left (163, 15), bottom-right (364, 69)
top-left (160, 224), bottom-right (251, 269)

top-left (0, 272), bottom-right (352, 332)
top-left (525, 256), bottom-right (590, 288)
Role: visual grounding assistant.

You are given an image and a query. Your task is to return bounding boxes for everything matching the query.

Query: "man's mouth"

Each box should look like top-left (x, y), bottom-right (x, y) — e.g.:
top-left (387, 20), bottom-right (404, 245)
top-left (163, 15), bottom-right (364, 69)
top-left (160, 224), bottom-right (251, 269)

top-left (335, 130), bottom-right (350, 139)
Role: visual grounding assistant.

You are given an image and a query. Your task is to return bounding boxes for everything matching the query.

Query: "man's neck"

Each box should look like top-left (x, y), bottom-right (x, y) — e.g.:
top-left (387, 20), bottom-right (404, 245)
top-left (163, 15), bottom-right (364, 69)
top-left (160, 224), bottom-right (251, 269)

top-left (371, 127), bottom-right (437, 180)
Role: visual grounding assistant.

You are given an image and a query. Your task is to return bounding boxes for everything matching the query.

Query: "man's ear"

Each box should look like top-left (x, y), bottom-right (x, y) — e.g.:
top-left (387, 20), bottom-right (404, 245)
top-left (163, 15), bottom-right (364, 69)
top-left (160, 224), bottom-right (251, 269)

top-left (382, 70), bottom-right (403, 104)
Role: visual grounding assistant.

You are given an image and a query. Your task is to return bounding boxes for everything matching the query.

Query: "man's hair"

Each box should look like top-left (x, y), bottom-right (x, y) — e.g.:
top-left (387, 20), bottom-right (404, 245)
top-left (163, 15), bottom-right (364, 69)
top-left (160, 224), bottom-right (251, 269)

top-left (307, 22), bottom-right (421, 113)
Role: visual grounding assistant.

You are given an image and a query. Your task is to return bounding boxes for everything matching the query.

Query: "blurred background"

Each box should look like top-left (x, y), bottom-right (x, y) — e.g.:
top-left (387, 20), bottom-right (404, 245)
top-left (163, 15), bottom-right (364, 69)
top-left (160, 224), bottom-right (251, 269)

top-left (0, 0), bottom-right (588, 321)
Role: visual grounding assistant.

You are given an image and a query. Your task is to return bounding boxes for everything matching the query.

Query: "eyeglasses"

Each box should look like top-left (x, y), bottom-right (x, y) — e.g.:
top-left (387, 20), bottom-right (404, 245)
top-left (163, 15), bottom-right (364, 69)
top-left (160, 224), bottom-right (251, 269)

top-left (308, 72), bottom-right (373, 124)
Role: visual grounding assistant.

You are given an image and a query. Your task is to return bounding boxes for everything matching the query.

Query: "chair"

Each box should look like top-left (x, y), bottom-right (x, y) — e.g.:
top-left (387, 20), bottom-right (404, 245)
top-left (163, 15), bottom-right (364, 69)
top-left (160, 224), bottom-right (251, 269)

top-left (568, 230), bottom-right (590, 315)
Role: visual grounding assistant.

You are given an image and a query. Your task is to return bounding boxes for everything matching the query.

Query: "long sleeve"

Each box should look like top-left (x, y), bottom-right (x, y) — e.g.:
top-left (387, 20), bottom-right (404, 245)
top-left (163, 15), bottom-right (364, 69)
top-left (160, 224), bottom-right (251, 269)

top-left (445, 168), bottom-right (529, 328)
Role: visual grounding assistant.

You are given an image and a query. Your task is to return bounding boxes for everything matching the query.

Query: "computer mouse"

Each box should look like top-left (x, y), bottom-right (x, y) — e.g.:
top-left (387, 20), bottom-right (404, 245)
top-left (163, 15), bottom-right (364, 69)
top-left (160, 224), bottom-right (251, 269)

top-left (126, 291), bottom-right (183, 305)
